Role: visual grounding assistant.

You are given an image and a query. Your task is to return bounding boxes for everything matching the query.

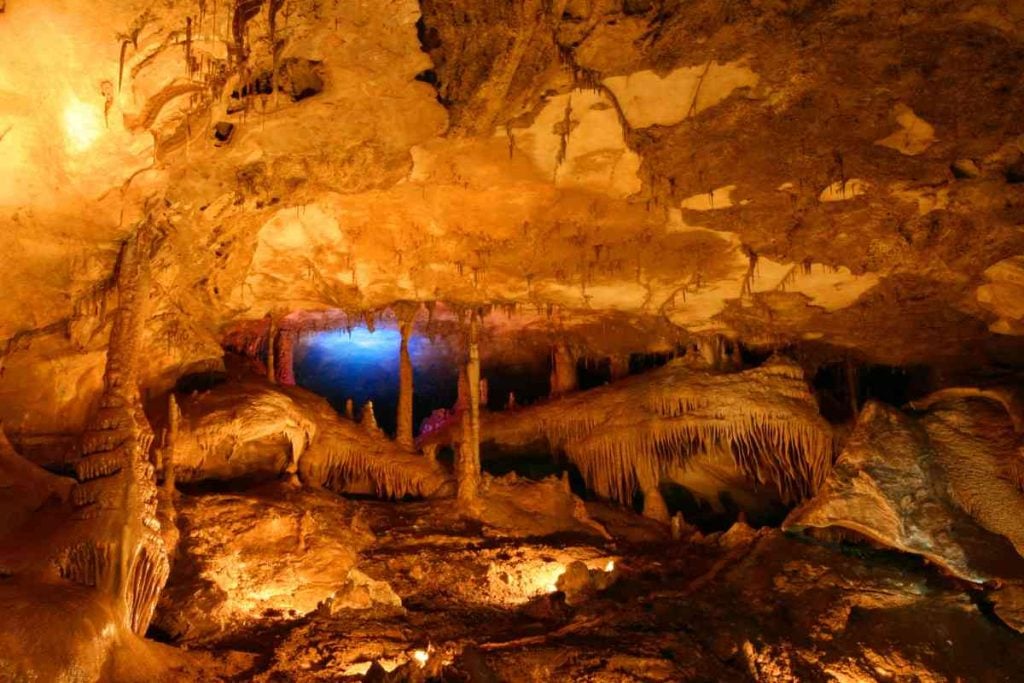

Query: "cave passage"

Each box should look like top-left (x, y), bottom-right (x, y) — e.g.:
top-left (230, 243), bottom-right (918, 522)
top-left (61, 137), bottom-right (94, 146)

top-left (293, 325), bottom-right (458, 437)
top-left (6, 0), bottom-right (1024, 678)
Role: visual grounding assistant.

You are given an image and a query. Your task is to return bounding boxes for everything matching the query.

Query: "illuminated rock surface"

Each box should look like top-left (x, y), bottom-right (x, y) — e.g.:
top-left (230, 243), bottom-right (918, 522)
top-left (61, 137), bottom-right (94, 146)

top-left (1, 0), bottom-right (1024, 679)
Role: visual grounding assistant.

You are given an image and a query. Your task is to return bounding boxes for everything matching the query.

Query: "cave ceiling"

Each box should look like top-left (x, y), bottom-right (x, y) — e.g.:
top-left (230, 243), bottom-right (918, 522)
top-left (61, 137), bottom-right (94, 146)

top-left (1, 0), bottom-right (1024, 433)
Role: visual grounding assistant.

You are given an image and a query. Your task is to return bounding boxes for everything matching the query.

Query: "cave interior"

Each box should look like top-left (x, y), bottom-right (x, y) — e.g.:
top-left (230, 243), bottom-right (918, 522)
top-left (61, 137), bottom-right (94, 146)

top-left (2, 0), bottom-right (1024, 681)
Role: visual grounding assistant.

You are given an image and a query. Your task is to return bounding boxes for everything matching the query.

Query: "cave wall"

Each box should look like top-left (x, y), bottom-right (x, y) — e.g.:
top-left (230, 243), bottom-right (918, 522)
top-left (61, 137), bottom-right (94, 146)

top-left (1, 0), bottom-right (1023, 435)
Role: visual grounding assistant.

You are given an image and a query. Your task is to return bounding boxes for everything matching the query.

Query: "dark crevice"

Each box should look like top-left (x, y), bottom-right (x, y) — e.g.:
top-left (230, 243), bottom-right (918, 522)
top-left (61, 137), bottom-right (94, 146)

top-left (414, 12), bottom-right (448, 106)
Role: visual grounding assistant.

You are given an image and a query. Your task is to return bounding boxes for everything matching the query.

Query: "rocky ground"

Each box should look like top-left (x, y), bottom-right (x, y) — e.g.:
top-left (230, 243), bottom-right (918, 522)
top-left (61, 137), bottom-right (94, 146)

top-left (150, 481), bottom-right (1024, 682)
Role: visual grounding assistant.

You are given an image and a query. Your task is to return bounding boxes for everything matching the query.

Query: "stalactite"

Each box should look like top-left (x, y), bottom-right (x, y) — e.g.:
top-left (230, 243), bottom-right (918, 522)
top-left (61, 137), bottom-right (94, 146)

top-left (457, 314), bottom-right (482, 509)
top-left (421, 355), bottom-right (837, 509)
top-left (397, 319), bottom-right (415, 449)
top-left (550, 340), bottom-right (578, 397)
top-left (57, 226), bottom-right (170, 636)
top-left (266, 313), bottom-right (276, 383)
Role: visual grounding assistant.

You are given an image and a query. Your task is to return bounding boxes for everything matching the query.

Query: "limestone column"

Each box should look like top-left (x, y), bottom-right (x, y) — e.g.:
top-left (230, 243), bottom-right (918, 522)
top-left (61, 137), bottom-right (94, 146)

top-left (455, 365), bottom-right (469, 412)
top-left (276, 330), bottom-right (296, 386)
top-left (396, 320), bottom-right (414, 449)
top-left (266, 314), bottom-right (276, 383)
top-left (609, 354), bottom-right (630, 381)
top-left (549, 340), bottom-right (578, 397)
top-left (164, 394), bottom-right (179, 494)
top-left (845, 357), bottom-right (859, 419)
top-left (457, 314), bottom-right (482, 508)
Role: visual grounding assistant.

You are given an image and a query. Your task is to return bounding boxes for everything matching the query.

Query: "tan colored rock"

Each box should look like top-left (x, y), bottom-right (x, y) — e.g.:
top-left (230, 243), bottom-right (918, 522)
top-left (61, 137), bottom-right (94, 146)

top-left (875, 104), bottom-right (936, 155)
top-left (320, 569), bottom-right (403, 613)
top-left (977, 255), bottom-right (1024, 335)
top-left (166, 375), bottom-right (450, 499)
top-left (423, 355), bottom-right (836, 507)
top-left (604, 61), bottom-right (759, 128)
top-left (154, 485), bottom-right (373, 642)
top-left (785, 397), bottom-right (1024, 630)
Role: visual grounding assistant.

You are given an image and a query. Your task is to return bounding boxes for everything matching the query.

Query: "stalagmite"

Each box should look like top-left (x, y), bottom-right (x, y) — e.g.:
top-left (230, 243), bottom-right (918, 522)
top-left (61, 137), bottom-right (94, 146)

top-left (550, 340), bottom-right (578, 397)
top-left (164, 394), bottom-right (179, 494)
top-left (58, 228), bottom-right (170, 636)
top-left (397, 319), bottom-right (415, 449)
top-left (345, 398), bottom-right (355, 420)
top-left (266, 314), bottom-right (277, 383)
top-left (457, 314), bottom-right (482, 508)
top-left (362, 401), bottom-right (380, 433)
top-left (609, 355), bottom-right (630, 381)
top-left (671, 512), bottom-right (686, 540)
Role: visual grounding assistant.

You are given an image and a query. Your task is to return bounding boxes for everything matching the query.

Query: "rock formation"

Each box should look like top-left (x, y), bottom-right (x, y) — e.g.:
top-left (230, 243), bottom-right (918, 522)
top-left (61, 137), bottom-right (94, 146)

top-left (58, 228), bottom-right (170, 636)
top-left (1, 0), bottom-right (1024, 679)
top-left (164, 375), bottom-right (450, 499)
top-left (422, 354), bottom-right (836, 512)
top-left (786, 394), bottom-right (1024, 631)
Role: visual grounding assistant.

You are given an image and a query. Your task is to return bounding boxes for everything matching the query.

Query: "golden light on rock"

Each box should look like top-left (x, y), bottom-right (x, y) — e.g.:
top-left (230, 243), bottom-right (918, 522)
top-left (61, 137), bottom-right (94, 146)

top-left (62, 96), bottom-right (103, 154)
top-left (0, 0), bottom-right (1023, 681)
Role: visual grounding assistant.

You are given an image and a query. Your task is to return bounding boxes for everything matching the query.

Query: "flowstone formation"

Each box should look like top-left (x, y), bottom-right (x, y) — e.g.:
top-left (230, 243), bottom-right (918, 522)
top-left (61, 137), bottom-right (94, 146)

top-left (422, 354), bottom-right (836, 521)
top-left (786, 393), bottom-right (1024, 631)
top-left (167, 373), bottom-right (451, 498)
top-left (59, 228), bottom-right (171, 637)
top-left (0, 229), bottom-right (179, 681)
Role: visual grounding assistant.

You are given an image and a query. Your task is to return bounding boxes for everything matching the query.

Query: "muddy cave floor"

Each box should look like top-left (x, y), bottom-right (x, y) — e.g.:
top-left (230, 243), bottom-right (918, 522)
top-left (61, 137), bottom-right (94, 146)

top-left (151, 480), bottom-right (1024, 682)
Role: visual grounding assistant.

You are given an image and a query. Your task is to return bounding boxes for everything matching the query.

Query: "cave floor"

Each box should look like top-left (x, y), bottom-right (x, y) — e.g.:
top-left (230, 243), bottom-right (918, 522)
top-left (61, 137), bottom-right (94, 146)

top-left (158, 485), bottom-right (1024, 682)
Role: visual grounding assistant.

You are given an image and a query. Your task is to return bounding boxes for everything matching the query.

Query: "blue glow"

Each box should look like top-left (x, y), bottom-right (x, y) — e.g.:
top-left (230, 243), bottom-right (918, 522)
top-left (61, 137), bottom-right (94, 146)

top-left (310, 327), bottom-right (402, 358)
top-left (293, 325), bottom-right (458, 435)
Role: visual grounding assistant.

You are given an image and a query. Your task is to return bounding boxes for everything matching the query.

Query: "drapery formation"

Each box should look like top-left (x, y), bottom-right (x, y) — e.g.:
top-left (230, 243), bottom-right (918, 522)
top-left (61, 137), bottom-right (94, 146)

top-left (58, 229), bottom-right (170, 636)
top-left (167, 377), bottom-right (449, 500)
top-left (422, 355), bottom-right (837, 506)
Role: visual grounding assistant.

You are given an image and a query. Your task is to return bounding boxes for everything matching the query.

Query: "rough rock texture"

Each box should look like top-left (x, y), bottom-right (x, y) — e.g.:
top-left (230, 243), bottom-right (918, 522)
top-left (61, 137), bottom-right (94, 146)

top-left (786, 396), bottom-right (1024, 629)
top-left (423, 354), bottom-right (836, 506)
top-left (167, 374), bottom-right (450, 498)
top-left (3, 0), bottom-right (1024, 444)
top-left (250, 505), bottom-right (1024, 681)
top-left (154, 484), bottom-right (373, 644)
top-left (2, 0), bottom-right (1024, 678)
top-left (0, 427), bottom-right (73, 534)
